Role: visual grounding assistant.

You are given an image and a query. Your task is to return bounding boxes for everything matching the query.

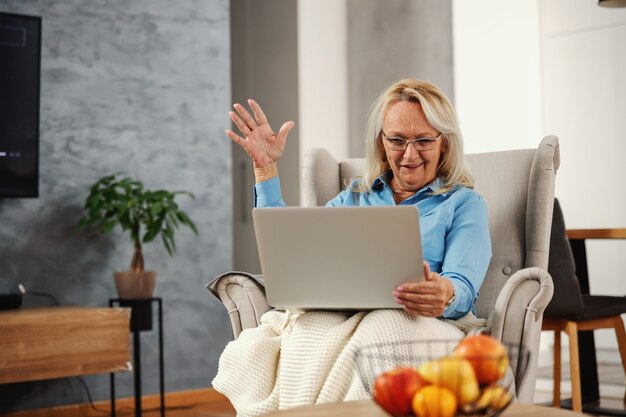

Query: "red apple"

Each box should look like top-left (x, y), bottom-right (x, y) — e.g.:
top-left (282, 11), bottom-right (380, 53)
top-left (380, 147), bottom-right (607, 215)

top-left (454, 334), bottom-right (509, 385)
top-left (373, 366), bottom-right (427, 416)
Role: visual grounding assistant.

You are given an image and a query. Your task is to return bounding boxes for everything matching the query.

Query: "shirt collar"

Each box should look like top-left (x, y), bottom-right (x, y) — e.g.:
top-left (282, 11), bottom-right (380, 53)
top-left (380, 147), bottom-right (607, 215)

top-left (372, 170), bottom-right (392, 189)
top-left (373, 170), bottom-right (447, 195)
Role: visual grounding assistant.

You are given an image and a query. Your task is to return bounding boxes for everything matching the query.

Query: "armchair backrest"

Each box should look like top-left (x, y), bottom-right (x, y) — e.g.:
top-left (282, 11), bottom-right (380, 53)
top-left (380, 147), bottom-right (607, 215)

top-left (465, 137), bottom-right (559, 317)
top-left (302, 136), bottom-right (559, 317)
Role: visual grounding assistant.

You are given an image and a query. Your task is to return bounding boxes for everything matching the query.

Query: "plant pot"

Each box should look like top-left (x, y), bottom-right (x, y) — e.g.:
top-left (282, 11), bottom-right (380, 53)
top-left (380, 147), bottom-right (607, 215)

top-left (113, 271), bottom-right (156, 300)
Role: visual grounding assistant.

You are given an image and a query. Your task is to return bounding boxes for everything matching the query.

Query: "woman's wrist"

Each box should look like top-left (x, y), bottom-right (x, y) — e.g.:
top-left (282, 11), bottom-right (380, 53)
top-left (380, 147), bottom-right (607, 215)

top-left (444, 288), bottom-right (456, 308)
top-left (443, 278), bottom-right (456, 308)
top-left (254, 162), bottom-right (278, 184)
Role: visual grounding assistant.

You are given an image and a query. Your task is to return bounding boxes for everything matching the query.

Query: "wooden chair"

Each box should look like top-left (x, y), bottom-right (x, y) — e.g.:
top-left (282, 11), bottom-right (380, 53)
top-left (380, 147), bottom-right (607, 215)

top-left (542, 199), bottom-right (626, 413)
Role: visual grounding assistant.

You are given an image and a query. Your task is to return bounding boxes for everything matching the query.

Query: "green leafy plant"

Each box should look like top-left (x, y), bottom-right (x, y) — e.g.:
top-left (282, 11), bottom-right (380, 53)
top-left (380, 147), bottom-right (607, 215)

top-left (78, 174), bottom-right (198, 273)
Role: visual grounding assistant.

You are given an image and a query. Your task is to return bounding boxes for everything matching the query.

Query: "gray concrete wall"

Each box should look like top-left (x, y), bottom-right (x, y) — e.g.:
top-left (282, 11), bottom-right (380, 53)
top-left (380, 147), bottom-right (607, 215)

top-left (0, 0), bottom-right (232, 411)
top-left (347, 0), bottom-right (454, 157)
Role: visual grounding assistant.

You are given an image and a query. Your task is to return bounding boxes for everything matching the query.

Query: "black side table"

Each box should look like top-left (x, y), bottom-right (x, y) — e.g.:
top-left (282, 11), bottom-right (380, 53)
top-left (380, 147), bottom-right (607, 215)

top-left (109, 297), bottom-right (165, 417)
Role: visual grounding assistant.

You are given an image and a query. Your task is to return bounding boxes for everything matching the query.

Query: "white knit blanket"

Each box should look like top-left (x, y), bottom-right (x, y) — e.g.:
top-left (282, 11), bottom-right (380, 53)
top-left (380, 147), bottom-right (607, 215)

top-left (212, 309), bottom-right (481, 417)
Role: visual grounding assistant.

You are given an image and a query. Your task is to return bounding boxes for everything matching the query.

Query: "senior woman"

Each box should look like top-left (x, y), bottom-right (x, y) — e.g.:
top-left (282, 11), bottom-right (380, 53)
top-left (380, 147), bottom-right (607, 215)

top-left (227, 78), bottom-right (492, 320)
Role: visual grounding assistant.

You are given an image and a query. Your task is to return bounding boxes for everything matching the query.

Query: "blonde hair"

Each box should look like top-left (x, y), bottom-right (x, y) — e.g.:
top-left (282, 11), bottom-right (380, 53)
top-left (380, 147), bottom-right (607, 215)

top-left (353, 78), bottom-right (473, 195)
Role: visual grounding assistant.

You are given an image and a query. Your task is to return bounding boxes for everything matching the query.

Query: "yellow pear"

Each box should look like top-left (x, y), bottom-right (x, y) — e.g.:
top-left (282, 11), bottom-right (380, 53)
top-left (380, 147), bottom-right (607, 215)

top-left (418, 356), bottom-right (480, 405)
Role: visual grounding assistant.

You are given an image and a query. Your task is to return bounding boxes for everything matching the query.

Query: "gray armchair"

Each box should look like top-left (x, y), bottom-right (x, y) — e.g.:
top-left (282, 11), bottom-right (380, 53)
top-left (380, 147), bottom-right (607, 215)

top-left (209, 135), bottom-right (560, 403)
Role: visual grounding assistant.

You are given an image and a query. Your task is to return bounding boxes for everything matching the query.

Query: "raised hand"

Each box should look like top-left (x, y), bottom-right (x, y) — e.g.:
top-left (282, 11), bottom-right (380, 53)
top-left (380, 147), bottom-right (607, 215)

top-left (226, 99), bottom-right (295, 169)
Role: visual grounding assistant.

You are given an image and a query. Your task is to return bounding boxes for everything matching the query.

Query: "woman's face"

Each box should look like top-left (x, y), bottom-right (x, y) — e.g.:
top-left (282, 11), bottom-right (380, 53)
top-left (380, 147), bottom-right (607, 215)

top-left (381, 101), bottom-right (445, 194)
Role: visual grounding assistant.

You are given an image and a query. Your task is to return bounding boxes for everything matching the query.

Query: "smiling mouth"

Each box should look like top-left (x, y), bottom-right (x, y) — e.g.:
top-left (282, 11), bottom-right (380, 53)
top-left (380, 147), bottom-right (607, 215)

top-left (401, 162), bottom-right (424, 169)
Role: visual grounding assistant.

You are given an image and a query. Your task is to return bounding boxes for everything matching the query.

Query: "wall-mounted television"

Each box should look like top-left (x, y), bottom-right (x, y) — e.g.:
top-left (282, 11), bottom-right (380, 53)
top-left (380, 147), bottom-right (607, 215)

top-left (0, 12), bottom-right (41, 198)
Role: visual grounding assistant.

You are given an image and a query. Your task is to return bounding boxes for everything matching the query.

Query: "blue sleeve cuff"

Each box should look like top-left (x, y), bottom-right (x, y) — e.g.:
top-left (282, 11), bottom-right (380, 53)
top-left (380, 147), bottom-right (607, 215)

top-left (441, 280), bottom-right (458, 318)
top-left (441, 278), bottom-right (474, 319)
top-left (254, 177), bottom-right (286, 208)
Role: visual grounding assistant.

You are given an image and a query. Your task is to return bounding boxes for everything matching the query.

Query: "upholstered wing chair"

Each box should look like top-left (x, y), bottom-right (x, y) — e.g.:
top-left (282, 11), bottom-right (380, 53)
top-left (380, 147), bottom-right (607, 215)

top-left (209, 135), bottom-right (560, 403)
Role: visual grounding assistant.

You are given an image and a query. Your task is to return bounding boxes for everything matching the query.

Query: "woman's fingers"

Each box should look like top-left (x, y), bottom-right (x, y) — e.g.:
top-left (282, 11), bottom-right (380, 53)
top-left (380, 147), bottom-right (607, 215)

top-left (248, 99), bottom-right (268, 126)
top-left (233, 103), bottom-right (257, 130)
top-left (229, 110), bottom-right (252, 137)
top-left (400, 300), bottom-right (441, 317)
top-left (226, 129), bottom-right (246, 148)
top-left (394, 270), bottom-right (448, 316)
top-left (423, 261), bottom-right (433, 280)
top-left (397, 291), bottom-right (441, 302)
top-left (277, 121), bottom-right (295, 143)
top-left (226, 99), bottom-right (294, 168)
top-left (399, 298), bottom-right (440, 317)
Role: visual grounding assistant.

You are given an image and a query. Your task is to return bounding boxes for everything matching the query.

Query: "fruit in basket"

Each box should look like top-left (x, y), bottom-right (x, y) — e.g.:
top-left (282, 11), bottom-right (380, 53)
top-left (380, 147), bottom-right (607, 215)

top-left (418, 356), bottom-right (479, 405)
top-left (411, 385), bottom-right (457, 417)
top-left (373, 366), bottom-right (427, 416)
top-left (454, 334), bottom-right (509, 385)
top-left (475, 385), bottom-right (512, 411)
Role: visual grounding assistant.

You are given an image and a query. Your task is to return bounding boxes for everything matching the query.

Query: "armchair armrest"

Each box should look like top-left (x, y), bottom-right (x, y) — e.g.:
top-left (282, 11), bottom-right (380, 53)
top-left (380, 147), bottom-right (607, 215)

top-left (567, 228), bottom-right (626, 240)
top-left (490, 267), bottom-right (554, 339)
top-left (489, 267), bottom-right (554, 403)
top-left (207, 271), bottom-right (271, 339)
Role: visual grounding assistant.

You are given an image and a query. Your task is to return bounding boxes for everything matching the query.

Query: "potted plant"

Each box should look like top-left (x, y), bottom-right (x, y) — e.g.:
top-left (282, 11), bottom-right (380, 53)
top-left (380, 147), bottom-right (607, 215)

top-left (78, 174), bottom-right (198, 299)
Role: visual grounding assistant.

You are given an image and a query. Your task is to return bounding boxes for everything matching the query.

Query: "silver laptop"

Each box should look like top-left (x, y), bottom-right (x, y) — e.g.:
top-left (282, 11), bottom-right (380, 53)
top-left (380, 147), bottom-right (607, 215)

top-left (252, 206), bottom-right (425, 311)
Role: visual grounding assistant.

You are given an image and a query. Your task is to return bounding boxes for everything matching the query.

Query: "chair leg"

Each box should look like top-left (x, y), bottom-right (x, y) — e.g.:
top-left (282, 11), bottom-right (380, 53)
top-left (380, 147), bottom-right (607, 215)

top-left (553, 329), bottom-right (562, 407)
top-left (565, 321), bottom-right (582, 413)
top-left (610, 316), bottom-right (626, 404)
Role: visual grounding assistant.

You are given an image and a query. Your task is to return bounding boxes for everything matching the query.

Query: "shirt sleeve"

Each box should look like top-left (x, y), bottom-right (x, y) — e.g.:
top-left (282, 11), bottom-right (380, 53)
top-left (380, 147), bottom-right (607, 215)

top-left (440, 194), bottom-right (492, 319)
top-left (254, 177), bottom-right (286, 208)
top-left (325, 180), bottom-right (362, 207)
top-left (325, 190), bottom-right (351, 207)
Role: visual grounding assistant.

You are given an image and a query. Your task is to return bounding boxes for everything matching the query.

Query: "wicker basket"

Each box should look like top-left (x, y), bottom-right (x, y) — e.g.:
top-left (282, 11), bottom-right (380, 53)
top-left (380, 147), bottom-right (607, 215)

top-left (355, 339), bottom-right (530, 417)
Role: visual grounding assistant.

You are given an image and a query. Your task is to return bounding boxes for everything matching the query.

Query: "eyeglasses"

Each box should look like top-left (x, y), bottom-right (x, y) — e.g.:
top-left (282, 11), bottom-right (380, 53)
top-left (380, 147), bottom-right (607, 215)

top-left (381, 130), bottom-right (441, 152)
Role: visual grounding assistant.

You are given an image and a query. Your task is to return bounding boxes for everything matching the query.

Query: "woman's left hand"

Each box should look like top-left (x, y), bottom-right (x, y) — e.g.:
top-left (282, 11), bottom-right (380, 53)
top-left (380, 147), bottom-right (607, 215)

top-left (393, 261), bottom-right (455, 317)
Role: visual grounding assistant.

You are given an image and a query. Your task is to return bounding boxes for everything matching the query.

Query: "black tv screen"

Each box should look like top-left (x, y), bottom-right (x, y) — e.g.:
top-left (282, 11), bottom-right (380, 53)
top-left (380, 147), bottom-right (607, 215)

top-left (0, 12), bottom-right (41, 198)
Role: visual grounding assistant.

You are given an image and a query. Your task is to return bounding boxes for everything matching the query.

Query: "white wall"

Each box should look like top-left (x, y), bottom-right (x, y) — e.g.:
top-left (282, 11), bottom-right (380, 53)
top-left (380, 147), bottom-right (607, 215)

top-left (453, 0), bottom-right (626, 363)
top-left (540, 0), bottom-right (626, 351)
top-left (452, 0), bottom-right (542, 153)
top-left (297, 0), bottom-right (349, 169)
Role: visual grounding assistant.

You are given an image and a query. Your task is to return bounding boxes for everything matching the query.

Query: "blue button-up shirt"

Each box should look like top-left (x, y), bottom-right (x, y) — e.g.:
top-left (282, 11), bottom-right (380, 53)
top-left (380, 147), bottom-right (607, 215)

top-left (253, 173), bottom-right (492, 319)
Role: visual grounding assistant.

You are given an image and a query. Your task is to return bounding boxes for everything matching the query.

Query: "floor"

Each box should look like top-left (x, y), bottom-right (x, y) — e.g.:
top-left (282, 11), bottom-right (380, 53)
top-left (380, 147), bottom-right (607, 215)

top-left (103, 394), bottom-right (236, 417)
top-left (138, 405), bottom-right (235, 417)
top-left (535, 361), bottom-right (625, 416)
